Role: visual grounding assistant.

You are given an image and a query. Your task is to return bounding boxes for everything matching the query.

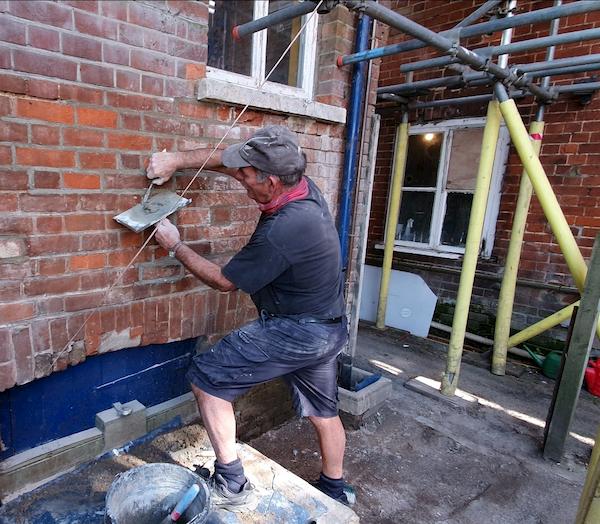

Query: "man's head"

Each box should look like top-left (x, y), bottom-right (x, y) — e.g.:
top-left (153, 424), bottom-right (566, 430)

top-left (222, 125), bottom-right (306, 187)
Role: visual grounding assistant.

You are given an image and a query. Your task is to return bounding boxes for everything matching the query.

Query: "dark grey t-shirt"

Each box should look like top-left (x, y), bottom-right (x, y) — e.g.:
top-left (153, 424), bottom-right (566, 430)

top-left (222, 177), bottom-right (345, 318)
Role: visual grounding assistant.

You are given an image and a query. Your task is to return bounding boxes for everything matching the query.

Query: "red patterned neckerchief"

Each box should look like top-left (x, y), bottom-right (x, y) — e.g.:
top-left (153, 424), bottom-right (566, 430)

top-left (258, 176), bottom-right (309, 215)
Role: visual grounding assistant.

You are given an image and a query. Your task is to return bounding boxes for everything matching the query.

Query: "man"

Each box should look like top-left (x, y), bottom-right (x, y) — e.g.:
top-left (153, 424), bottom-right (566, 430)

top-left (147, 125), bottom-right (353, 510)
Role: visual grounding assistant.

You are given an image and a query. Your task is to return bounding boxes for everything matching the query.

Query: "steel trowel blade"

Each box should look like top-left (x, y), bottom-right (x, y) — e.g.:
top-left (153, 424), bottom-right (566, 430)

top-left (113, 191), bottom-right (192, 233)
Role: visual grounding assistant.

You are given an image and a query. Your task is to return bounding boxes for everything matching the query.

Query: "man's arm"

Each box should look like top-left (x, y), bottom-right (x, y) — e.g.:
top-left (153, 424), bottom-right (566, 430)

top-left (147, 148), bottom-right (238, 185)
top-left (155, 219), bottom-right (236, 293)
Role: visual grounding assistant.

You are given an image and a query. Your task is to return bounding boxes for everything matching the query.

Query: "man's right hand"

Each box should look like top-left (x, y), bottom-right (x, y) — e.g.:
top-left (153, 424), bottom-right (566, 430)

top-left (146, 151), bottom-right (179, 185)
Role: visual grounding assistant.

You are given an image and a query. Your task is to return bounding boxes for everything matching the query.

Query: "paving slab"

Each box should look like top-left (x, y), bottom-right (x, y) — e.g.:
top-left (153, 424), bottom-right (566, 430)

top-left (0, 424), bottom-right (357, 524)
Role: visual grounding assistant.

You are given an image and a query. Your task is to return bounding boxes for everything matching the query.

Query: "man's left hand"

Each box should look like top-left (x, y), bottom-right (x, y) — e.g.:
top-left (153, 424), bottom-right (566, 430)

top-left (155, 218), bottom-right (181, 250)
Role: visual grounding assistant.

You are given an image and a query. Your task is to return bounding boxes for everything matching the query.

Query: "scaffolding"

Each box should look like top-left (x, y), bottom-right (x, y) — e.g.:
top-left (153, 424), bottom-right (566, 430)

top-left (233, 0), bottom-right (600, 461)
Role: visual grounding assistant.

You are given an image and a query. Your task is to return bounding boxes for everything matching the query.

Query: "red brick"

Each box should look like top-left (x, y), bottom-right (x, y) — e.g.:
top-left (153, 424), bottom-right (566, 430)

top-left (16, 98), bottom-right (74, 124)
top-left (13, 49), bottom-right (78, 81)
top-left (185, 63), bottom-right (206, 80)
top-left (29, 78), bottom-right (60, 100)
top-left (0, 121), bottom-right (27, 142)
top-left (63, 128), bottom-right (104, 147)
top-left (12, 325), bottom-right (33, 385)
top-left (30, 319), bottom-right (51, 354)
top-left (108, 92), bottom-right (153, 111)
top-left (131, 49), bottom-right (175, 76)
top-left (16, 148), bottom-right (75, 168)
top-left (120, 114), bottom-right (142, 132)
top-left (0, 193), bottom-right (17, 212)
top-left (100, 1), bottom-right (128, 21)
top-left (79, 152), bottom-right (116, 169)
top-left (118, 22), bottom-right (145, 48)
top-left (0, 328), bottom-right (13, 362)
top-left (59, 84), bottom-right (104, 105)
top-left (78, 107), bottom-right (118, 128)
top-left (64, 172), bottom-right (101, 189)
top-left (32, 170), bottom-right (60, 189)
top-left (178, 101), bottom-right (212, 120)
top-left (143, 115), bottom-right (183, 134)
top-left (107, 133), bottom-right (152, 150)
top-left (21, 194), bottom-right (78, 212)
top-left (28, 234), bottom-right (79, 256)
top-left (31, 125), bottom-right (61, 146)
top-left (129, 2), bottom-right (177, 34)
top-left (0, 17), bottom-right (27, 44)
top-left (0, 302), bottom-right (35, 324)
top-left (65, 213), bottom-right (105, 231)
top-left (141, 75), bottom-right (163, 96)
top-left (36, 216), bottom-right (64, 234)
top-left (9, 1), bottom-right (73, 29)
top-left (166, 1), bottom-right (208, 22)
top-left (70, 253), bottom-right (105, 270)
top-left (62, 33), bottom-right (102, 61)
top-left (116, 70), bottom-right (140, 91)
top-left (28, 26), bottom-right (60, 51)
top-left (80, 63), bottom-right (114, 88)
top-left (63, 1), bottom-right (99, 13)
top-left (24, 275), bottom-right (80, 295)
top-left (81, 232), bottom-right (120, 250)
top-left (168, 38), bottom-right (205, 61)
top-left (103, 42), bottom-right (129, 66)
top-left (64, 291), bottom-right (105, 312)
top-left (74, 10), bottom-right (118, 39)
top-left (0, 361), bottom-right (17, 392)
top-left (121, 154), bottom-right (141, 169)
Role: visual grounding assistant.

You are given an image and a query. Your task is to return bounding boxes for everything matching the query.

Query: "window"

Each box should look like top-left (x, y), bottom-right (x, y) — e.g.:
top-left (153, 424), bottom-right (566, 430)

top-left (385, 118), bottom-right (510, 259)
top-left (207, 0), bottom-right (317, 99)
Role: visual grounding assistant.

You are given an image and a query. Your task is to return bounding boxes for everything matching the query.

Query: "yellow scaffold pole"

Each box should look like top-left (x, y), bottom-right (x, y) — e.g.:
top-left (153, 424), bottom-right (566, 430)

top-left (492, 120), bottom-right (545, 375)
top-left (440, 100), bottom-right (501, 396)
top-left (575, 424), bottom-right (600, 524)
top-left (376, 112), bottom-right (409, 329)
top-left (507, 300), bottom-right (579, 348)
top-left (494, 83), bottom-right (600, 339)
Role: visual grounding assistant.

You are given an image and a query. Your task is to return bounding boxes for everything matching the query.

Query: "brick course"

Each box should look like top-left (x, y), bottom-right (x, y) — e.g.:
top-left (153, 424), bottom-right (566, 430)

top-left (0, 1), bottom-right (364, 391)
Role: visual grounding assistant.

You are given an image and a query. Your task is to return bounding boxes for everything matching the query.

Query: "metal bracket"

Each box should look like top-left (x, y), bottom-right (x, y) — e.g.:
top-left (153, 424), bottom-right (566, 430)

top-left (315, 0), bottom-right (340, 14)
top-left (112, 402), bottom-right (132, 417)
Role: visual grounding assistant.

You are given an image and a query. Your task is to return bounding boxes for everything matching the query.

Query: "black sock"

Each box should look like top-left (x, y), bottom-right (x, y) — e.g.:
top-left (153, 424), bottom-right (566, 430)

top-left (318, 472), bottom-right (345, 499)
top-left (215, 458), bottom-right (247, 494)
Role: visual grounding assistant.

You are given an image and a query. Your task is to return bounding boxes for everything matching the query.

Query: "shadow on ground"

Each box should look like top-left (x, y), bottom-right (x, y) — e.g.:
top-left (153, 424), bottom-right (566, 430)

top-left (248, 325), bottom-right (600, 524)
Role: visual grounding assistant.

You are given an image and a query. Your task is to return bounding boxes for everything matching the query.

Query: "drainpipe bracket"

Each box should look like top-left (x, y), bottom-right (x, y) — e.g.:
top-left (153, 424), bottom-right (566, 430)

top-left (315, 0), bottom-right (341, 14)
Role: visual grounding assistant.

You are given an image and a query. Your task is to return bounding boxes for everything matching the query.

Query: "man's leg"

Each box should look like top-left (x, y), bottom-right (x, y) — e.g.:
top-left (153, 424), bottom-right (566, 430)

top-left (191, 384), bottom-right (237, 464)
top-left (191, 384), bottom-right (250, 503)
top-left (308, 415), bottom-right (346, 478)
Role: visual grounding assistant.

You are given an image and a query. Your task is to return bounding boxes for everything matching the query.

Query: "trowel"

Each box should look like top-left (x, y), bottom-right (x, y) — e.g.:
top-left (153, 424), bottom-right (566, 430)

top-left (113, 181), bottom-right (191, 233)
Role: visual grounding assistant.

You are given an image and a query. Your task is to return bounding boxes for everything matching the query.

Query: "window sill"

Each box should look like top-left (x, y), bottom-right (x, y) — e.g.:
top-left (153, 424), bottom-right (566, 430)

top-left (374, 243), bottom-right (462, 260)
top-left (197, 78), bottom-right (347, 124)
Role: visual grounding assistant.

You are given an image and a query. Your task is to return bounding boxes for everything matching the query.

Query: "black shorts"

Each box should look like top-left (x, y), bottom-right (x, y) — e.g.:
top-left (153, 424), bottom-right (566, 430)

top-left (186, 315), bottom-right (348, 418)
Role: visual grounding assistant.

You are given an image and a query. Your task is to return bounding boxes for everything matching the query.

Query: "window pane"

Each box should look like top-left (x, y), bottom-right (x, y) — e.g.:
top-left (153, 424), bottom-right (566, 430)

top-left (405, 133), bottom-right (442, 188)
top-left (441, 193), bottom-right (473, 247)
top-left (208, 1), bottom-right (253, 76)
top-left (446, 128), bottom-right (483, 190)
top-left (396, 192), bottom-right (434, 244)
top-left (266, 1), bottom-right (304, 88)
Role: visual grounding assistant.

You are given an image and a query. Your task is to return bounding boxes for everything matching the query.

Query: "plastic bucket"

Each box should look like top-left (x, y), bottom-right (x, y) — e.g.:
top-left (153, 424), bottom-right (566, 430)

top-left (104, 463), bottom-right (211, 524)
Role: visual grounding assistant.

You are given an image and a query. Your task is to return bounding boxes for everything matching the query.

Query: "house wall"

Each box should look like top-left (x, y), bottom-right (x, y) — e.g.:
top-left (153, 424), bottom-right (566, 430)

top-left (0, 0), bottom-right (361, 400)
top-left (368, 0), bottom-right (600, 344)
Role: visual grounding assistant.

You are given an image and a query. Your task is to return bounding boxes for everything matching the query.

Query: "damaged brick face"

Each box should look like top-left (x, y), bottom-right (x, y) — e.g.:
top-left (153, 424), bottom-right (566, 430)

top-left (0, 0), bottom-right (375, 391)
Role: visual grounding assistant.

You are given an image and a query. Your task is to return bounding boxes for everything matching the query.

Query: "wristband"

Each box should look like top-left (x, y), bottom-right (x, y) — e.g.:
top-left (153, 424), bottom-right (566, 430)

top-left (168, 240), bottom-right (184, 258)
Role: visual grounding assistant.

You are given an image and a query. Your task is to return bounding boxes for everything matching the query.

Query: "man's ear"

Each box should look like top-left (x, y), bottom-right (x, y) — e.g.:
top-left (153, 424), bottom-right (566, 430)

top-left (267, 175), bottom-right (283, 192)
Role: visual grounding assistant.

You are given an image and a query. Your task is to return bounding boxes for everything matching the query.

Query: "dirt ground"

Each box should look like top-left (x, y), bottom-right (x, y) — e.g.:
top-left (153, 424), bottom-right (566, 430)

top-left (1, 325), bottom-right (598, 523)
top-left (249, 325), bottom-right (600, 524)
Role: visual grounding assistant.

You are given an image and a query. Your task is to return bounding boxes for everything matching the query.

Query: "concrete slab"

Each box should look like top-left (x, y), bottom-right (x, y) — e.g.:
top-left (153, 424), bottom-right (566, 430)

top-left (0, 424), bottom-right (357, 524)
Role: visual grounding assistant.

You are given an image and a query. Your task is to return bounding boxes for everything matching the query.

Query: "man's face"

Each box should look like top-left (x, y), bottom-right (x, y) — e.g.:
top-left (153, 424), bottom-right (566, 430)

top-left (234, 166), bottom-right (276, 204)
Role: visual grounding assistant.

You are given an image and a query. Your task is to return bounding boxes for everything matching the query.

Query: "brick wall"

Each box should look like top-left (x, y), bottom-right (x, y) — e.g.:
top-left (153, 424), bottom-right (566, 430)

top-left (0, 1), bottom-right (360, 392)
top-left (368, 0), bottom-right (600, 340)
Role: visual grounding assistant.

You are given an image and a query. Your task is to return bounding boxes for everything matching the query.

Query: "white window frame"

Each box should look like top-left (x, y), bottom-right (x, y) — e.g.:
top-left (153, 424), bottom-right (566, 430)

top-left (206, 0), bottom-right (318, 100)
top-left (378, 117), bottom-right (510, 259)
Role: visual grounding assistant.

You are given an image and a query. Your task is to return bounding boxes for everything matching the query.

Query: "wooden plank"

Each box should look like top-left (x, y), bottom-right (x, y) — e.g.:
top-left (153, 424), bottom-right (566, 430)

top-left (544, 234), bottom-right (600, 462)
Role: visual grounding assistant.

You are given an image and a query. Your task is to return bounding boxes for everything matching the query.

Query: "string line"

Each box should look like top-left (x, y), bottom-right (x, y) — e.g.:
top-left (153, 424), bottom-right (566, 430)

top-left (48, 1), bottom-right (324, 372)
